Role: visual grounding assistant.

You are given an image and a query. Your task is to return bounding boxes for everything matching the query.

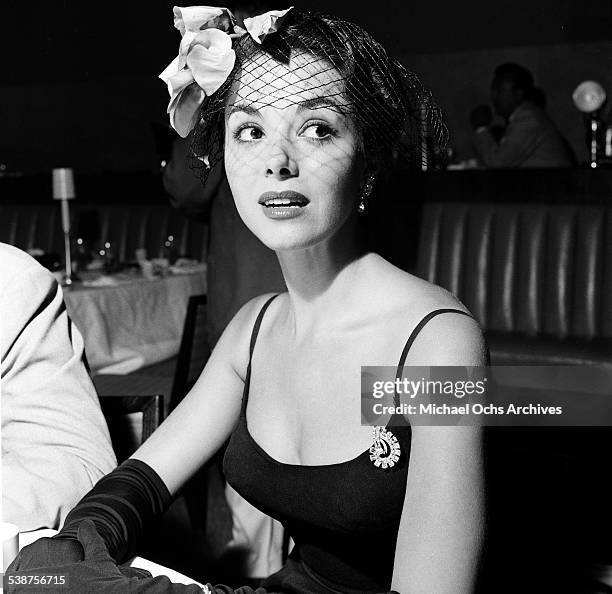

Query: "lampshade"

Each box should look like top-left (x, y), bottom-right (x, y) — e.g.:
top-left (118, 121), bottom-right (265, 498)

top-left (572, 81), bottom-right (607, 113)
top-left (52, 168), bottom-right (75, 200)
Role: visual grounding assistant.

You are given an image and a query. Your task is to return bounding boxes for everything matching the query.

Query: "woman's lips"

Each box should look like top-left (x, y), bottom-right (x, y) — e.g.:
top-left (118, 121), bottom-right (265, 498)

top-left (258, 191), bottom-right (310, 207)
top-left (258, 191), bottom-right (310, 220)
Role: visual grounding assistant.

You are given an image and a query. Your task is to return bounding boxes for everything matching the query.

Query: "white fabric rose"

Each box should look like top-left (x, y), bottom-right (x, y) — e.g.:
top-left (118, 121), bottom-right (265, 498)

top-left (243, 7), bottom-right (293, 44)
top-left (159, 5), bottom-right (294, 137)
top-left (159, 6), bottom-right (237, 137)
top-left (173, 5), bottom-right (228, 36)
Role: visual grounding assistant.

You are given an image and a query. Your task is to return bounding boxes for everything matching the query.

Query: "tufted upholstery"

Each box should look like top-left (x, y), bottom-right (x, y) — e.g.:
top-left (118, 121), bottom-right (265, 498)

top-left (417, 202), bottom-right (612, 588)
top-left (417, 202), bottom-right (612, 366)
top-left (0, 203), bottom-right (208, 263)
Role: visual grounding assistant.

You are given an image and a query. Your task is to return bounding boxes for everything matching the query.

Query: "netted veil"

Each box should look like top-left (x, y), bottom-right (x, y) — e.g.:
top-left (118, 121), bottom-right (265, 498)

top-left (187, 9), bottom-right (448, 187)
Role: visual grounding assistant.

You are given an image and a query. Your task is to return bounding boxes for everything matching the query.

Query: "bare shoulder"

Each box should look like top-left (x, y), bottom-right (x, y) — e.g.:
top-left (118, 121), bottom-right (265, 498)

top-left (218, 292), bottom-right (282, 381)
top-left (365, 253), bottom-right (464, 308)
top-left (403, 285), bottom-right (486, 367)
top-left (401, 284), bottom-right (486, 367)
top-left (365, 256), bottom-right (486, 366)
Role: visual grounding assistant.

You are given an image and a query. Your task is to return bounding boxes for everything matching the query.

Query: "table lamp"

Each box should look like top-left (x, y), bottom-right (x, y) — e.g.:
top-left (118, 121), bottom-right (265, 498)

top-left (52, 168), bottom-right (76, 285)
top-left (572, 81), bottom-right (607, 168)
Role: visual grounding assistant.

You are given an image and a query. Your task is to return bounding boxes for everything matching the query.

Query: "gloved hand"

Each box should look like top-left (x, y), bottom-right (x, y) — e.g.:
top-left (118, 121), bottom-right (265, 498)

top-left (7, 536), bottom-right (83, 572)
top-left (5, 521), bottom-right (203, 593)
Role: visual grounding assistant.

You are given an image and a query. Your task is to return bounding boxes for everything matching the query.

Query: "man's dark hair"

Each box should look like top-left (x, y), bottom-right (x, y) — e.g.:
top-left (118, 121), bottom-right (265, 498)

top-left (493, 63), bottom-right (534, 93)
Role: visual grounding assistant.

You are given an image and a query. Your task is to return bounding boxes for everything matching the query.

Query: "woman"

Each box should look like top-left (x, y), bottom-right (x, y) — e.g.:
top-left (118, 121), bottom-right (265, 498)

top-left (11, 7), bottom-right (486, 593)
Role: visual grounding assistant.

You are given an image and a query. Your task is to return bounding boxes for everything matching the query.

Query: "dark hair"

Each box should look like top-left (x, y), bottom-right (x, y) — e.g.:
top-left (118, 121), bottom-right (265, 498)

top-left (190, 10), bottom-right (447, 185)
top-left (493, 62), bottom-right (535, 93)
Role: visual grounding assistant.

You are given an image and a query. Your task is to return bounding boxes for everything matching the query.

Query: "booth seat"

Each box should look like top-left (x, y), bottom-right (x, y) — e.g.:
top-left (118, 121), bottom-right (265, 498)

top-left (0, 203), bottom-right (208, 263)
top-left (417, 202), bottom-right (612, 367)
top-left (417, 202), bottom-right (612, 591)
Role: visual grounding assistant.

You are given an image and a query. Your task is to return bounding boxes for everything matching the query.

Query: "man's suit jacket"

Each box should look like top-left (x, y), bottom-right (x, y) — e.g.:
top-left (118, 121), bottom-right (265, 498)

top-left (474, 100), bottom-right (572, 168)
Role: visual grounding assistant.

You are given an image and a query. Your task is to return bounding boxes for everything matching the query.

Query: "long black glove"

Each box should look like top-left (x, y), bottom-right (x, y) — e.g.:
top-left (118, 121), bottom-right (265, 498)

top-left (10, 458), bottom-right (171, 571)
top-left (7, 521), bottom-right (267, 593)
top-left (7, 460), bottom-right (268, 593)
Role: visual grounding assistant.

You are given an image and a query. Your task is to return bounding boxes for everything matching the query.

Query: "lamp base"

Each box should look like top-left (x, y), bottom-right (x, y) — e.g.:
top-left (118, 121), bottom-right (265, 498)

top-left (59, 270), bottom-right (80, 288)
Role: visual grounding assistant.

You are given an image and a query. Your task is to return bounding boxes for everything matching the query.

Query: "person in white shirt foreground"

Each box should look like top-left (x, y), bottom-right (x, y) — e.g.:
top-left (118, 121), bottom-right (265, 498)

top-left (1, 242), bottom-right (116, 531)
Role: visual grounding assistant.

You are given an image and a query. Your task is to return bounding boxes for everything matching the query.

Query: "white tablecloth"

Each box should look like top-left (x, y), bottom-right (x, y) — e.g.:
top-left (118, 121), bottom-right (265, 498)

top-left (63, 271), bottom-right (206, 375)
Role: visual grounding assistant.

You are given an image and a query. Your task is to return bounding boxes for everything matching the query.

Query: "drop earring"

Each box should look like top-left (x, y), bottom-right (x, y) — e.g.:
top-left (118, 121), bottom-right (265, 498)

top-left (358, 174), bottom-right (376, 214)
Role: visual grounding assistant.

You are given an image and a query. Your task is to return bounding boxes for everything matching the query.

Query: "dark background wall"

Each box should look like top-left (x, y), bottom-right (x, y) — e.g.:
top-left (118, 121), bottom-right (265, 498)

top-left (1, 0), bottom-right (611, 175)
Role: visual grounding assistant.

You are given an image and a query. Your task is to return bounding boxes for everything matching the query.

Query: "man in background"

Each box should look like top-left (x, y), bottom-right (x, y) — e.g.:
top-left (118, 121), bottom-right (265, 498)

top-left (470, 62), bottom-right (573, 168)
top-left (1, 243), bottom-right (116, 530)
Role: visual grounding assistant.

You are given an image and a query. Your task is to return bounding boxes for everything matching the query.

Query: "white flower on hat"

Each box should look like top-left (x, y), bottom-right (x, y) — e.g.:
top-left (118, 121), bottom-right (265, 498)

top-left (243, 7), bottom-right (293, 44)
top-left (159, 5), bottom-right (294, 137)
top-left (159, 6), bottom-right (238, 137)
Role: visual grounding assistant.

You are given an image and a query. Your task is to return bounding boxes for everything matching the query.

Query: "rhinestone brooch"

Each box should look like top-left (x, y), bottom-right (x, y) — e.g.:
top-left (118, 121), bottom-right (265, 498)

top-left (369, 426), bottom-right (401, 469)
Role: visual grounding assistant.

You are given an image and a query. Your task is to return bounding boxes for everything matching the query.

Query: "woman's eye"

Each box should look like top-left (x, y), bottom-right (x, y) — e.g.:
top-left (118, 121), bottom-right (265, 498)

top-left (301, 123), bottom-right (336, 141)
top-left (234, 126), bottom-right (264, 142)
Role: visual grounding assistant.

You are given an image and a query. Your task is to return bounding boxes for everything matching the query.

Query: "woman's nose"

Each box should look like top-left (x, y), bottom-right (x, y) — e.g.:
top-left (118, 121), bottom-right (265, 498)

top-left (265, 146), bottom-right (298, 180)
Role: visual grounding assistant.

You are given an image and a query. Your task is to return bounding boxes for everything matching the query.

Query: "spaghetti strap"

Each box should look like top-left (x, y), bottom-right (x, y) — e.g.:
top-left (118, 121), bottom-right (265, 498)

top-left (248, 294), bottom-right (280, 361)
top-left (394, 308), bottom-right (472, 384)
top-left (241, 294), bottom-right (280, 412)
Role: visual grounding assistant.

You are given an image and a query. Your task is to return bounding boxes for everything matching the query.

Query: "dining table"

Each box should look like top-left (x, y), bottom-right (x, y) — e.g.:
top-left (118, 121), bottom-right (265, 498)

top-left (62, 265), bottom-right (207, 375)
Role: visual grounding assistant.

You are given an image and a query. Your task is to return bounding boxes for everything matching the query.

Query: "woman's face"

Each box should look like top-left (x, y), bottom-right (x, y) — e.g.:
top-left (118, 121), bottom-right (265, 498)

top-left (224, 51), bottom-right (365, 252)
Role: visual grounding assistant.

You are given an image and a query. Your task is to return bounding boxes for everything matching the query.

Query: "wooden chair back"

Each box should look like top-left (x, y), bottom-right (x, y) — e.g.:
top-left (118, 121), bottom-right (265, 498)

top-left (170, 295), bottom-right (210, 412)
top-left (98, 394), bottom-right (162, 462)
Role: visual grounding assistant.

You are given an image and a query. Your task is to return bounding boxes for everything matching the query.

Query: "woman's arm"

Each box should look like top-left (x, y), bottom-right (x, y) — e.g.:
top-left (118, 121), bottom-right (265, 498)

top-left (10, 295), bottom-right (272, 571)
top-left (391, 313), bottom-right (487, 594)
top-left (131, 294), bottom-right (274, 496)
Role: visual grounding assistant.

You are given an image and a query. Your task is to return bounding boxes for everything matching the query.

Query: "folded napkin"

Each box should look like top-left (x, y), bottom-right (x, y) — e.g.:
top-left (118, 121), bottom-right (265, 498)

top-left (169, 263), bottom-right (208, 275)
top-left (81, 275), bottom-right (120, 287)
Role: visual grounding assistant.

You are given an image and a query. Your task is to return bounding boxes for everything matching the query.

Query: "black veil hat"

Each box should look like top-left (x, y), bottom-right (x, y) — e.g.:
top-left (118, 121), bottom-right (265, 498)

top-left (162, 7), bottom-right (448, 188)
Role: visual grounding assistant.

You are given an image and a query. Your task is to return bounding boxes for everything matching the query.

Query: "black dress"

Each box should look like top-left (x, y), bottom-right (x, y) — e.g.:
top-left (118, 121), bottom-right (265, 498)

top-left (224, 295), bottom-right (469, 593)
